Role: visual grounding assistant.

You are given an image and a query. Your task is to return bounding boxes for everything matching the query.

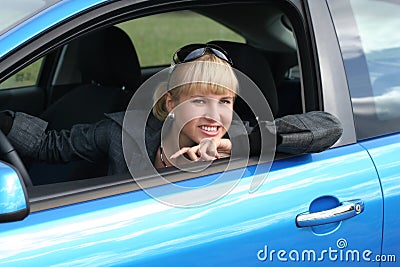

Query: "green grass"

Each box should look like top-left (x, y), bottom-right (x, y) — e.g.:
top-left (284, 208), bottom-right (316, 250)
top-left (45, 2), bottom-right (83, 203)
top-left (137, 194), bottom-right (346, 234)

top-left (0, 59), bottom-right (42, 90)
top-left (1, 11), bottom-right (244, 90)
top-left (117, 11), bottom-right (244, 67)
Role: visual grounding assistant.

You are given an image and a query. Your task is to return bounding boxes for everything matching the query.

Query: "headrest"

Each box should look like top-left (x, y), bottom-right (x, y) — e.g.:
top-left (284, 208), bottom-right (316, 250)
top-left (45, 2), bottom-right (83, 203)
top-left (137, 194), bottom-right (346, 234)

top-left (208, 41), bottom-right (279, 117)
top-left (77, 26), bottom-right (141, 91)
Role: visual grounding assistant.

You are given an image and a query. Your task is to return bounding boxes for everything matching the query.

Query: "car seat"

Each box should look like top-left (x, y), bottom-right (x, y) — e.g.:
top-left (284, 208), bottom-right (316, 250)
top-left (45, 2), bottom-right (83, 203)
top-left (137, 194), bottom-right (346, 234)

top-left (41, 26), bottom-right (141, 130)
top-left (208, 41), bottom-right (279, 124)
top-left (30, 26), bottom-right (141, 184)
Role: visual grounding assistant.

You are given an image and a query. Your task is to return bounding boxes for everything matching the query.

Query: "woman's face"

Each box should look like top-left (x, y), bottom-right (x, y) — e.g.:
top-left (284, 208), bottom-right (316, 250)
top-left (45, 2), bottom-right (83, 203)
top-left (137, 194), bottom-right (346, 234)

top-left (167, 87), bottom-right (235, 147)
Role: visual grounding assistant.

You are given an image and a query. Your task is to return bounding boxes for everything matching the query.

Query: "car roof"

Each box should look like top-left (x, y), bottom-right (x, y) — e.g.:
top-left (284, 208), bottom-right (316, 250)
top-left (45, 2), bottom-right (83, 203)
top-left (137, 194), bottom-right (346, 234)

top-left (0, 0), bottom-right (107, 58)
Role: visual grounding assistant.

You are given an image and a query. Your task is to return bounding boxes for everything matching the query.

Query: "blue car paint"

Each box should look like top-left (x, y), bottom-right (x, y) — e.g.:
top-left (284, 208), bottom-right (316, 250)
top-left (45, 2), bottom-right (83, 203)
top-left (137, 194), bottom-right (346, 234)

top-left (0, 0), bottom-right (107, 58)
top-left (0, 144), bottom-right (383, 266)
top-left (360, 133), bottom-right (400, 266)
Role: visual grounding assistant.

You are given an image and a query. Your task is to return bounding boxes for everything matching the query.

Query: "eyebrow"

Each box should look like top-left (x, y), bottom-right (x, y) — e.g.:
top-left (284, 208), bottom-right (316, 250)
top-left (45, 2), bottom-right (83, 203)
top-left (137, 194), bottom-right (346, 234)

top-left (190, 95), bottom-right (234, 99)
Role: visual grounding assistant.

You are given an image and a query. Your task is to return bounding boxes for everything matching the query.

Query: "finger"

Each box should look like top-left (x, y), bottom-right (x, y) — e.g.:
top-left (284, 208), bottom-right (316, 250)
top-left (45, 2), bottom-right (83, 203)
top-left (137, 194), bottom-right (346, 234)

top-left (170, 147), bottom-right (190, 159)
top-left (199, 147), bottom-right (216, 161)
top-left (200, 139), bottom-right (217, 157)
top-left (186, 147), bottom-right (200, 161)
top-left (200, 153), bottom-right (216, 161)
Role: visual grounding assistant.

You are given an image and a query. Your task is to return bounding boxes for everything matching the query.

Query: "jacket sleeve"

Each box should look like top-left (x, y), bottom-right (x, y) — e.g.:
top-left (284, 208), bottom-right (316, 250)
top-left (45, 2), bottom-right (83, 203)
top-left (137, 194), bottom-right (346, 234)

top-left (274, 111), bottom-right (343, 154)
top-left (7, 112), bottom-right (112, 163)
top-left (248, 111), bottom-right (343, 155)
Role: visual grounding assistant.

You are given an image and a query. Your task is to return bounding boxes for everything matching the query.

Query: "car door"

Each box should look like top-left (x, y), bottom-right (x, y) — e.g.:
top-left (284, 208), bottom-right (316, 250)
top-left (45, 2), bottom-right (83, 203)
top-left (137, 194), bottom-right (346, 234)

top-left (0, 144), bottom-right (382, 266)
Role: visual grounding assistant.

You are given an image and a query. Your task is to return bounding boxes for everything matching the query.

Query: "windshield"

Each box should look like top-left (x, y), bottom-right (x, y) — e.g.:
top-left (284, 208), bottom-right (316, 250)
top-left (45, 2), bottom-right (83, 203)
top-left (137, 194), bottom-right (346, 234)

top-left (0, 0), bottom-right (60, 35)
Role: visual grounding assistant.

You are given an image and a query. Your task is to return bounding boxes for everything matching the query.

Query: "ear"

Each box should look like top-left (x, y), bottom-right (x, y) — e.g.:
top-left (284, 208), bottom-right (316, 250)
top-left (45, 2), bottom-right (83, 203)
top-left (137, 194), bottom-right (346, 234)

top-left (165, 92), bottom-right (175, 113)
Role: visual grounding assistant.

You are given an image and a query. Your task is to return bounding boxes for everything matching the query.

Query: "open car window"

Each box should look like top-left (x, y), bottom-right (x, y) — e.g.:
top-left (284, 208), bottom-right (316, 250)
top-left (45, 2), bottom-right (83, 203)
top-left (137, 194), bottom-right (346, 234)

top-left (0, 2), bottom-right (315, 211)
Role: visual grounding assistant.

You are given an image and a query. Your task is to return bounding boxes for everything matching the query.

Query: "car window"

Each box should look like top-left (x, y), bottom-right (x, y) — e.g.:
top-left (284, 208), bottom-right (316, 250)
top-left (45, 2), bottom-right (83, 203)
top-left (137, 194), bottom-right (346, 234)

top-left (0, 58), bottom-right (43, 90)
top-left (0, 2), bottom-right (315, 196)
top-left (328, 0), bottom-right (400, 139)
top-left (116, 11), bottom-right (245, 67)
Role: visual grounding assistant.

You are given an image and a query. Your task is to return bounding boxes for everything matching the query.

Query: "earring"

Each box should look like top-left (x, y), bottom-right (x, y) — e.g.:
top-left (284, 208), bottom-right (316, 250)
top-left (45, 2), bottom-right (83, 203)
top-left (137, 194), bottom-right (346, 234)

top-left (168, 112), bottom-right (175, 121)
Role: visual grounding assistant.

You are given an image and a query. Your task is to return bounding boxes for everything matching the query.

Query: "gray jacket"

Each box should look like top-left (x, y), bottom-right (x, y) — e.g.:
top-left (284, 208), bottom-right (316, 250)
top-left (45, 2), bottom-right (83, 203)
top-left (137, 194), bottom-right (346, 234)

top-left (6, 110), bottom-right (342, 175)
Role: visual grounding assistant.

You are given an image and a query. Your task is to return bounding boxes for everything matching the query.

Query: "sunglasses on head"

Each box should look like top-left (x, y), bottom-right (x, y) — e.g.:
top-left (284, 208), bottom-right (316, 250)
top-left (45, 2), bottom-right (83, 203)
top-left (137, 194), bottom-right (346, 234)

top-left (172, 44), bottom-right (233, 66)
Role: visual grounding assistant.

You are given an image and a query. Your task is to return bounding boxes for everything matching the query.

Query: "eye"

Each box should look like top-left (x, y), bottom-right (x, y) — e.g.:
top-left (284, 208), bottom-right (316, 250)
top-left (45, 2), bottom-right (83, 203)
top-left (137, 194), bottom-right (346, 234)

top-left (219, 99), bottom-right (232, 105)
top-left (192, 98), bottom-right (206, 104)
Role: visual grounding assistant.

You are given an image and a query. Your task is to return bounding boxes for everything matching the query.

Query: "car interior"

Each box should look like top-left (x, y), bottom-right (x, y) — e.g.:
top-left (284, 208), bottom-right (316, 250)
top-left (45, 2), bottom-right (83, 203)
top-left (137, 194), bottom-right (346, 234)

top-left (0, 2), bottom-right (314, 193)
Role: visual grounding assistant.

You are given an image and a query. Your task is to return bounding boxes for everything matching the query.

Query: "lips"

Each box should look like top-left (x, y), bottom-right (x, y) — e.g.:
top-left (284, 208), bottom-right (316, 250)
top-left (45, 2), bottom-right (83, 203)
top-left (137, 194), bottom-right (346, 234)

top-left (199, 125), bottom-right (220, 136)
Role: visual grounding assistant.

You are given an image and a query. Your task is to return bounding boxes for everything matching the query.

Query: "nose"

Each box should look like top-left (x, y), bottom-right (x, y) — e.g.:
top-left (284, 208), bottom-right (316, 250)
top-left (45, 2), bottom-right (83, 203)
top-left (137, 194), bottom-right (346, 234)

top-left (204, 100), bottom-right (220, 121)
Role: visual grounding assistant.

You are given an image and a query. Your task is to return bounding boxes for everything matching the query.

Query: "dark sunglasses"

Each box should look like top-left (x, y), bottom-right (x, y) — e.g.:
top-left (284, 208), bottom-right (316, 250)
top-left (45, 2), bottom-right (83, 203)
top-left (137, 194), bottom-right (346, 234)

top-left (172, 44), bottom-right (233, 66)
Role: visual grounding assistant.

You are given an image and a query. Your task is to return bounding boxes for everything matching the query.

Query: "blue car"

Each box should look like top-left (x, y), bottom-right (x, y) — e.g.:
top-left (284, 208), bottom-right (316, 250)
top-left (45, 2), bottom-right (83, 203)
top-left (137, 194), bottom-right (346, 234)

top-left (0, 0), bottom-right (399, 266)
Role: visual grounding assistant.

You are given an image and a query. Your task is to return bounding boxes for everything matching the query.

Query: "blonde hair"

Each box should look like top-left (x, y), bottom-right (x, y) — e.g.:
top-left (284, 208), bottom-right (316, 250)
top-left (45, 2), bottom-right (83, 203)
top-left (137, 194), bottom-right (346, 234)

top-left (153, 53), bottom-right (238, 121)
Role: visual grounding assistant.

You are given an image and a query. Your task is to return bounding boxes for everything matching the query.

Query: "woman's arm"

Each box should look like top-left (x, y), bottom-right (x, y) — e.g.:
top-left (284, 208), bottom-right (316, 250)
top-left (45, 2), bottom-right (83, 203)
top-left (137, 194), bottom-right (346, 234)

top-left (2, 111), bottom-right (112, 163)
top-left (249, 111), bottom-right (343, 155)
top-left (165, 111), bottom-right (343, 162)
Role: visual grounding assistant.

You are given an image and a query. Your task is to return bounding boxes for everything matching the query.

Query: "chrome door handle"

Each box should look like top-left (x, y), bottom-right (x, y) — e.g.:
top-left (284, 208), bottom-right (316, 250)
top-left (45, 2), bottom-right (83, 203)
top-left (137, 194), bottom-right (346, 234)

top-left (296, 199), bottom-right (364, 228)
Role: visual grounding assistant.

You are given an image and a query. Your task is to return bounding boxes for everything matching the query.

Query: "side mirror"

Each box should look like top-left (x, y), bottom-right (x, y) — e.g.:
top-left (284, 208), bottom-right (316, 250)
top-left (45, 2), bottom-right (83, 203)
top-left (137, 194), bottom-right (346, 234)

top-left (0, 161), bottom-right (29, 222)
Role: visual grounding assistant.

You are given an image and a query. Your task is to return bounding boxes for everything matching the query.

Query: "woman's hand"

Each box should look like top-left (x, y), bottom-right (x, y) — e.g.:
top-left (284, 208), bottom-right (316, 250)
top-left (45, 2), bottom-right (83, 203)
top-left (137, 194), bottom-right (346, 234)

top-left (170, 138), bottom-right (232, 162)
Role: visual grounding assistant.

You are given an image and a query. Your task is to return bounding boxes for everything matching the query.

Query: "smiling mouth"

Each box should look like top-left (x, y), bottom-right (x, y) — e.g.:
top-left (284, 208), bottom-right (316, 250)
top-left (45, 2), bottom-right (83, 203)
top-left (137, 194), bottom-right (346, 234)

top-left (199, 125), bottom-right (220, 136)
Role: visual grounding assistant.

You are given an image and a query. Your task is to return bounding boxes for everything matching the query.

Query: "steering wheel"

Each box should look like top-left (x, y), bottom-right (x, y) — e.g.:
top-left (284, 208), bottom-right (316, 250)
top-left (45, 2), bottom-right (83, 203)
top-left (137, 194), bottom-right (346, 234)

top-left (0, 129), bottom-right (33, 187)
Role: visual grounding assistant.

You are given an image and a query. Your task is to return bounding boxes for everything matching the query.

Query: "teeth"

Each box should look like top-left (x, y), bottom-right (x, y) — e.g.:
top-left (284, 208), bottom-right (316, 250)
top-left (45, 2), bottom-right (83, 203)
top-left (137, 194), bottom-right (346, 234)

top-left (201, 126), bottom-right (218, 132)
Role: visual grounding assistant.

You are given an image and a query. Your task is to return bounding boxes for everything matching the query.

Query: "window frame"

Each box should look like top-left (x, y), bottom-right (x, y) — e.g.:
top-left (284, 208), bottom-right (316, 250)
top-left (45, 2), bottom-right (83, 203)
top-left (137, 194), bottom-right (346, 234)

top-left (305, 0), bottom-right (357, 146)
